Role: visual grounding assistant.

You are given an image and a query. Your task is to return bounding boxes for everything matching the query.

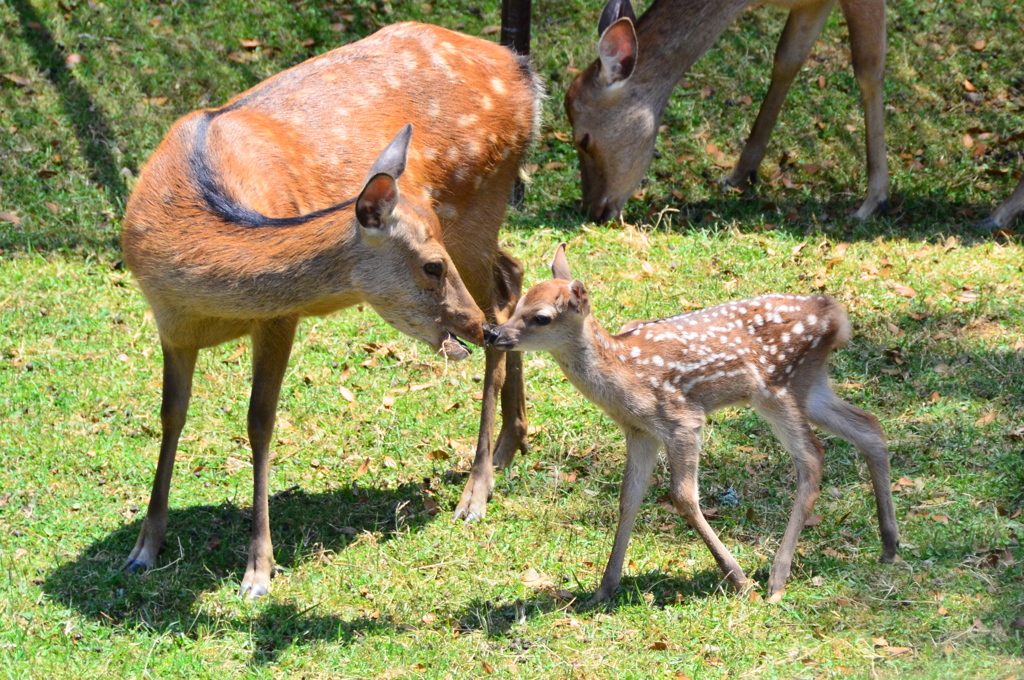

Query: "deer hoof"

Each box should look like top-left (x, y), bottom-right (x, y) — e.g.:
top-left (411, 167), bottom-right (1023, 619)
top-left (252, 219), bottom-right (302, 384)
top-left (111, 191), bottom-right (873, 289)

top-left (121, 557), bottom-right (151, 573)
top-left (974, 216), bottom-right (1001, 232)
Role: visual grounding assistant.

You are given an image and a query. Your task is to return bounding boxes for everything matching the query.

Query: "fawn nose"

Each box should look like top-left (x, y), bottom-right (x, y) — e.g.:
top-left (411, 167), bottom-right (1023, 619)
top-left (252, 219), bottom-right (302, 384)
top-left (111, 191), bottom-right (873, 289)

top-left (482, 323), bottom-right (501, 346)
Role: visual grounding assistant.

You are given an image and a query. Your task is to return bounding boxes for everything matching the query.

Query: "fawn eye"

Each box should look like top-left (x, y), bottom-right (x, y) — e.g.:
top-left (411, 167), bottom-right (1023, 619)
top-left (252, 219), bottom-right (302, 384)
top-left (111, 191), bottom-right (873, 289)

top-left (423, 261), bottom-right (445, 278)
top-left (577, 133), bottom-right (591, 152)
top-left (533, 314), bottom-right (552, 326)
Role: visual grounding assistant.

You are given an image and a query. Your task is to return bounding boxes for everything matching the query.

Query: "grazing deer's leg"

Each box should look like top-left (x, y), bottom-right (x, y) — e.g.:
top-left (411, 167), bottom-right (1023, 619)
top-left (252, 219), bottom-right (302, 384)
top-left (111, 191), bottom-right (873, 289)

top-left (591, 430), bottom-right (660, 604)
top-left (665, 424), bottom-right (750, 592)
top-left (979, 175), bottom-right (1024, 230)
top-left (454, 345), bottom-right (507, 521)
top-left (240, 316), bottom-right (298, 599)
top-left (726, 0), bottom-right (836, 190)
top-left (124, 341), bottom-right (198, 572)
top-left (806, 377), bottom-right (898, 562)
top-left (754, 397), bottom-right (825, 598)
top-left (840, 0), bottom-right (889, 219)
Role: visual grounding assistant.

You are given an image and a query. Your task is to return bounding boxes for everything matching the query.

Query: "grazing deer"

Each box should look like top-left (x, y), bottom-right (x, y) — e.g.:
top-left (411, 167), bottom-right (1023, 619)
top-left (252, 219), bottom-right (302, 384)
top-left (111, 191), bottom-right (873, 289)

top-left (121, 22), bottom-right (542, 598)
top-left (564, 0), bottom-right (888, 222)
top-left (978, 175), bottom-right (1024, 231)
top-left (483, 244), bottom-right (898, 602)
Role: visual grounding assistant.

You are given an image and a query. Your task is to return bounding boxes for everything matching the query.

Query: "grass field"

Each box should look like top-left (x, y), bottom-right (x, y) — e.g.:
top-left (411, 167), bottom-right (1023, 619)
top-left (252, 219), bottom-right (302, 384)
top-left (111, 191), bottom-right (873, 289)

top-left (2, 0), bottom-right (1023, 677)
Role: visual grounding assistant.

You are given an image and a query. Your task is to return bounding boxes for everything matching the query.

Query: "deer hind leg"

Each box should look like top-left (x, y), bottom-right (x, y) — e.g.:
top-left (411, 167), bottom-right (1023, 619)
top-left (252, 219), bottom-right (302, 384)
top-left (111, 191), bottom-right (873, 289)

top-left (124, 341), bottom-right (198, 572)
top-left (807, 376), bottom-right (898, 562)
top-left (840, 0), bottom-right (889, 219)
top-left (591, 430), bottom-right (660, 604)
top-left (665, 424), bottom-right (750, 593)
top-left (979, 175), bottom-right (1024, 230)
top-left (754, 397), bottom-right (825, 598)
top-left (239, 316), bottom-right (298, 599)
top-left (725, 0), bottom-right (836, 190)
top-left (492, 249), bottom-right (528, 469)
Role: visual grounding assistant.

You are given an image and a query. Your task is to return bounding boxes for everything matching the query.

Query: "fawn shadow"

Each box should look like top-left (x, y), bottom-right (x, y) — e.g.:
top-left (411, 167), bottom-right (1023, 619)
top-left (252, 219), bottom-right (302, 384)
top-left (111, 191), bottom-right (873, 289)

top-left (43, 483), bottom-right (428, 665)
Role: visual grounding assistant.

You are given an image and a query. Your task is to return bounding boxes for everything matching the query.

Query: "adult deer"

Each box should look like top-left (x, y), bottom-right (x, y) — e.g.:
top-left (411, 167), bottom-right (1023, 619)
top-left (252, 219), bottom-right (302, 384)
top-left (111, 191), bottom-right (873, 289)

top-left (121, 22), bottom-right (542, 598)
top-left (484, 244), bottom-right (898, 602)
top-left (978, 175), bottom-right (1024, 230)
top-left (565, 0), bottom-right (888, 222)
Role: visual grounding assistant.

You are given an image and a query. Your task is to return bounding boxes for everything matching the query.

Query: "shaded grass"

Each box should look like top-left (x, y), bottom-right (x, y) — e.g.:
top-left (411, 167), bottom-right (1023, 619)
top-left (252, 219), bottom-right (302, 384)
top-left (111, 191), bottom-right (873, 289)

top-left (1, 0), bottom-right (1023, 678)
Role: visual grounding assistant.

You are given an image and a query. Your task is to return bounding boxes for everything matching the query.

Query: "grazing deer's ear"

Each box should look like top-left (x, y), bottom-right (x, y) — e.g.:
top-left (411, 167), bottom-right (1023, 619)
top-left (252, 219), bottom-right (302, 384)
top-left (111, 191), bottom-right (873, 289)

top-left (550, 242), bottom-right (572, 280)
top-left (598, 18), bottom-right (638, 86)
top-left (598, 0), bottom-right (636, 36)
top-left (568, 279), bottom-right (590, 313)
top-left (356, 173), bottom-right (399, 230)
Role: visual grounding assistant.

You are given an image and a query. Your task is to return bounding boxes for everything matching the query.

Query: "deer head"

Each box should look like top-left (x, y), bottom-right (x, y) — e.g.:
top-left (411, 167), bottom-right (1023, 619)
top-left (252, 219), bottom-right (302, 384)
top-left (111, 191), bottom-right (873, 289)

top-left (564, 0), bottom-right (657, 222)
top-left (350, 124), bottom-right (485, 358)
top-left (484, 244), bottom-right (591, 353)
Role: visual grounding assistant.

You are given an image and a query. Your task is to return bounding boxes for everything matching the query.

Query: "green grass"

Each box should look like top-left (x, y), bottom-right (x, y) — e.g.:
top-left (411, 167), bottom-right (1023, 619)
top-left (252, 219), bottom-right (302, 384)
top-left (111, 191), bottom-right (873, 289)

top-left (2, 0), bottom-right (1023, 677)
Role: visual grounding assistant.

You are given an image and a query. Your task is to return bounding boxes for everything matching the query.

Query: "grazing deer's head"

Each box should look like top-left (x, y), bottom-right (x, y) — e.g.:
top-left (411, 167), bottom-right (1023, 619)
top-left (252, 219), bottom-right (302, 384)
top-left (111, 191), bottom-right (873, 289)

top-left (350, 124), bottom-right (485, 358)
top-left (564, 0), bottom-right (655, 222)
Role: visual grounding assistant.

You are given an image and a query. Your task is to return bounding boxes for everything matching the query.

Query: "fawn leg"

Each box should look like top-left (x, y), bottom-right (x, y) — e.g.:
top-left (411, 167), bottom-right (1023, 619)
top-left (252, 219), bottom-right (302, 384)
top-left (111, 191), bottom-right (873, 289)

top-left (807, 377), bottom-right (898, 561)
top-left (453, 345), bottom-right (507, 521)
top-left (239, 316), bottom-right (298, 599)
top-left (665, 425), bottom-right (750, 593)
top-left (840, 0), bottom-right (889, 219)
top-left (726, 0), bottom-right (835, 190)
top-left (591, 430), bottom-right (660, 604)
top-left (755, 398), bottom-right (825, 598)
top-left (124, 341), bottom-right (198, 572)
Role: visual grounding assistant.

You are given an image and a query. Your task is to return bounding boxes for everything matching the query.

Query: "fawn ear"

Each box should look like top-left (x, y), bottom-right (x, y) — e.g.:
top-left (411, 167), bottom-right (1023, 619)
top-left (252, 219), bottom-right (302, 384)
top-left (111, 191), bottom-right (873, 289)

top-left (357, 124), bottom-right (413, 230)
top-left (598, 17), bottom-right (637, 86)
top-left (598, 0), bottom-right (636, 36)
top-left (567, 279), bottom-right (590, 314)
top-left (550, 242), bottom-right (572, 280)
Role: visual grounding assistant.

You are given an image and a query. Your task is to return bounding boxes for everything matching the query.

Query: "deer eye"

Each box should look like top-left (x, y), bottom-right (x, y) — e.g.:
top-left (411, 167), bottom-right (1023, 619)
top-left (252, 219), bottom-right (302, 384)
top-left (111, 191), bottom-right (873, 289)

top-left (533, 313), bottom-right (552, 326)
top-left (577, 133), bottom-right (591, 152)
top-left (423, 261), bottom-right (445, 279)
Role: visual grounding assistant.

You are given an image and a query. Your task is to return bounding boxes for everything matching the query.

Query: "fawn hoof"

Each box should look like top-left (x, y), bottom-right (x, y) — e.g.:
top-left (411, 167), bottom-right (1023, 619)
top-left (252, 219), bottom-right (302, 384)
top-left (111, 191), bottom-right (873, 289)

top-left (121, 557), bottom-right (151, 573)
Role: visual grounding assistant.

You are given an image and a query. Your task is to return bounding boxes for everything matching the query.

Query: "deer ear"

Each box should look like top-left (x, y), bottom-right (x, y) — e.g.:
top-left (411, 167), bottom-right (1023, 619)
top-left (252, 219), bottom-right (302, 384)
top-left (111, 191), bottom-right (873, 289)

top-left (550, 242), bottom-right (572, 280)
top-left (356, 173), bottom-right (398, 230)
top-left (366, 123), bottom-right (413, 181)
top-left (598, 17), bottom-right (637, 86)
top-left (598, 0), bottom-right (636, 36)
top-left (567, 279), bottom-right (590, 313)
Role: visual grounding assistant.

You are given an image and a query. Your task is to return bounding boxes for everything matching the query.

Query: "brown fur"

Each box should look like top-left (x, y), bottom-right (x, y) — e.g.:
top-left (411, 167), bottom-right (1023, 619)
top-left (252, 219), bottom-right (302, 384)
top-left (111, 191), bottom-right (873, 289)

top-left (122, 22), bottom-right (542, 597)
top-left (565, 0), bottom-right (889, 222)
top-left (486, 245), bottom-right (898, 603)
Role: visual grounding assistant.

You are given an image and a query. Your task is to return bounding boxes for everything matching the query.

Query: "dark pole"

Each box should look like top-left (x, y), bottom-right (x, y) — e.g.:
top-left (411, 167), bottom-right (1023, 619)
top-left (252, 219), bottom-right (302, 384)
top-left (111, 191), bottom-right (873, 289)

top-left (500, 0), bottom-right (532, 55)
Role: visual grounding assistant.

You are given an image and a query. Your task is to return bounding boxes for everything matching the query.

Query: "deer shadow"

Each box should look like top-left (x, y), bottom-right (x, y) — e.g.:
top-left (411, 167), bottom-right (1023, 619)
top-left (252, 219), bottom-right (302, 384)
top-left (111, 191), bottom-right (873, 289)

top-left (43, 483), bottom-right (428, 666)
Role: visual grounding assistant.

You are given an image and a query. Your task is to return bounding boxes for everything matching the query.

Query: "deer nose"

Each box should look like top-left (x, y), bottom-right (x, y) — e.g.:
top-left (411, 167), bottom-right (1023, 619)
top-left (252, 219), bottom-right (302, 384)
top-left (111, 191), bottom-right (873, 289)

top-left (482, 323), bottom-right (501, 346)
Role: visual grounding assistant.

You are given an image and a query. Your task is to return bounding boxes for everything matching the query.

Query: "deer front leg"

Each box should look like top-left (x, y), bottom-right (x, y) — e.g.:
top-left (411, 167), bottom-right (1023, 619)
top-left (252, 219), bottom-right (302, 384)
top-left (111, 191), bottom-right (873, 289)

top-left (591, 431), bottom-right (660, 604)
top-left (725, 0), bottom-right (835, 191)
top-left (665, 425), bottom-right (750, 593)
top-left (841, 0), bottom-right (889, 219)
top-left (239, 317), bottom-right (298, 599)
top-left (453, 345), bottom-right (507, 522)
top-left (124, 341), bottom-right (198, 572)
top-left (978, 175), bottom-right (1024, 230)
